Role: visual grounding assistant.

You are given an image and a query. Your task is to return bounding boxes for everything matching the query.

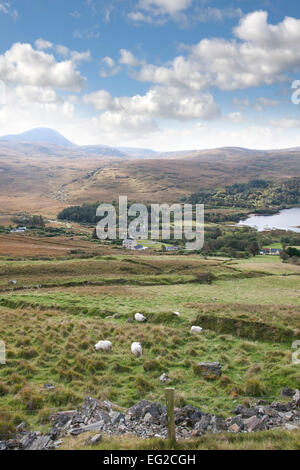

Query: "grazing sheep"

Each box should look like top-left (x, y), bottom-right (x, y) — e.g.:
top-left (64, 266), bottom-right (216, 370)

top-left (94, 340), bottom-right (112, 351)
top-left (135, 313), bottom-right (147, 323)
top-left (173, 311), bottom-right (180, 317)
top-left (131, 342), bottom-right (143, 357)
top-left (191, 326), bottom-right (203, 334)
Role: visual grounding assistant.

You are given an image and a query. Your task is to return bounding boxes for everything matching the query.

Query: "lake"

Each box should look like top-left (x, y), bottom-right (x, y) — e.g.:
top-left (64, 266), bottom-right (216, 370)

top-left (238, 207), bottom-right (300, 233)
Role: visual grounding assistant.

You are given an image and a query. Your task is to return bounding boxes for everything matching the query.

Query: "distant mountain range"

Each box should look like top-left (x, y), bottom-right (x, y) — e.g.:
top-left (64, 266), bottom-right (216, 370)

top-left (1, 127), bottom-right (300, 160)
top-left (0, 128), bottom-right (157, 158)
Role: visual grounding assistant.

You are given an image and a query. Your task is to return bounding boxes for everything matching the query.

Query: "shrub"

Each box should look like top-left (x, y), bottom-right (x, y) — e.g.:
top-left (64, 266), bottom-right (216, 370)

top-left (244, 378), bottom-right (267, 397)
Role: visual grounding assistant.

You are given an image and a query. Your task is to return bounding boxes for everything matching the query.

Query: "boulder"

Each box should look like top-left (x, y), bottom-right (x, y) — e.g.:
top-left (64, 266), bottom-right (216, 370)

top-left (281, 387), bottom-right (296, 398)
top-left (127, 400), bottom-right (166, 422)
top-left (243, 416), bottom-right (264, 432)
top-left (197, 362), bottom-right (222, 378)
top-left (175, 405), bottom-right (203, 427)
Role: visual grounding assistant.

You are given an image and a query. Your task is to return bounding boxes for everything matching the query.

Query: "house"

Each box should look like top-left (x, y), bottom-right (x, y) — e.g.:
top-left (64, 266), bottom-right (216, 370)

top-left (10, 227), bottom-right (27, 233)
top-left (270, 248), bottom-right (281, 256)
top-left (166, 246), bottom-right (179, 252)
top-left (260, 247), bottom-right (281, 256)
top-left (122, 239), bottom-right (138, 250)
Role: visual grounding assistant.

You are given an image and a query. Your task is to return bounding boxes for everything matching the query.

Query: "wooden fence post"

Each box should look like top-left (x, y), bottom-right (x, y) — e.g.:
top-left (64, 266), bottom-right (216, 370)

top-left (165, 387), bottom-right (176, 445)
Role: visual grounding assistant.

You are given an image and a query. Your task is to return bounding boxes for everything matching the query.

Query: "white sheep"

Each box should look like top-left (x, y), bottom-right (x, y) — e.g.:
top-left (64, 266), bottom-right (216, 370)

top-left (94, 340), bottom-right (112, 351)
top-left (173, 311), bottom-right (180, 317)
top-left (135, 313), bottom-right (147, 323)
top-left (131, 342), bottom-right (143, 357)
top-left (191, 326), bottom-right (203, 334)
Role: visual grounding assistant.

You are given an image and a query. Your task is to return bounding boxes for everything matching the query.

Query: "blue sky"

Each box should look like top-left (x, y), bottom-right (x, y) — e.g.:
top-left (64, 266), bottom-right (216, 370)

top-left (1, 0), bottom-right (300, 150)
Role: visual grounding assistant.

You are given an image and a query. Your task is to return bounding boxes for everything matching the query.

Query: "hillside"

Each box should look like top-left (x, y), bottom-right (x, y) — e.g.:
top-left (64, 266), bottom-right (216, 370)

top-left (1, 129), bottom-right (300, 217)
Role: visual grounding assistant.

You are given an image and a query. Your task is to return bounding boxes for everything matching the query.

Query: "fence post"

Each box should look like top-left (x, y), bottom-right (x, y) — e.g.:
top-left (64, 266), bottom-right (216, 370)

top-left (165, 387), bottom-right (176, 445)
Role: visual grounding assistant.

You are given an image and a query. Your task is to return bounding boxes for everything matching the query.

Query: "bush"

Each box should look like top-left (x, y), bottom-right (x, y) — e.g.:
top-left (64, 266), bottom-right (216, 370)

top-left (244, 378), bottom-right (267, 397)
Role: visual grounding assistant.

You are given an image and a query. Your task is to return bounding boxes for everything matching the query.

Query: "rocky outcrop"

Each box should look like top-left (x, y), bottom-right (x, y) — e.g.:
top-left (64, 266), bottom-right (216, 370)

top-left (1, 390), bottom-right (300, 450)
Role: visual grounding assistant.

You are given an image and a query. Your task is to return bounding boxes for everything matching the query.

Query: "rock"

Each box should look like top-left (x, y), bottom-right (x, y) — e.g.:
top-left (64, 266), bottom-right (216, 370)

top-left (192, 414), bottom-right (211, 435)
top-left (228, 423), bottom-right (241, 433)
top-left (159, 373), bottom-right (170, 383)
top-left (281, 387), bottom-right (295, 398)
top-left (283, 411), bottom-right (294, 422)
top-left (127, 400), bottom-right (166, 422)
top-left (197, 362), bottom-right (222, 378)
top-left (127, 318), bottom-right (134, 323)
top-left (74, 396), bottom-right (112, 425)
top-left (109, 411), bottom-right (125, 426)
top-left (16, 421), bottom-right (27, 432)
top-left (230, 416), bottom-right (244, 430)
top-left (86, 434), bottom-right (102, 446)
top-left (0, 441), bottom-right (7, 451)
top-left (243, 416), bottom-right (264, 432)
top-left (293, 390), bottom-right (300, 404)
top-left (233, 405), bottom-right (259, 419)
top-left (210, 415), bottom-right (228, 433)
top-left (284, 423), bottom-right (299, 431)
top-left (69, 421), bottom-right (107, 436)
top-left (175, 405), bottom-right (203, 427)
top-left (6, 439), bottom-right (20, 450)
top-left (43, 383), bottom-right (55, 391)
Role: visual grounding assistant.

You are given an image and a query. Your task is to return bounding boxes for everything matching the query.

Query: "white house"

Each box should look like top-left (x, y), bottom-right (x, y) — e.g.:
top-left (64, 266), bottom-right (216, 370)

top-left (122, 239), bottom-right (138, 250)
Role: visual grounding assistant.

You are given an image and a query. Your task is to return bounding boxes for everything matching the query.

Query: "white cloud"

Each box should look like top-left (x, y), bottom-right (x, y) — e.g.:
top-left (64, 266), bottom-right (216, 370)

top-left (194, 7), bottom-right (242, 23)
top-left (100, 56), bottom-right (121, 78)
top-left (15, 85), bottom-right (62, 104)
top-left (136, 11), bottom-right (300, 91)
top-left (270, 118), bottom-right (300, 129)
top-left (227, 112), bottom-right (246, 124)
top-left (103, 56), bottom-right (115, 68)
top-left (35, 38), bottom-right (53, 50)
top-left (0, 2), bottom-right (17, 20)
top-left (83, 85), bottom-right (219, 121)
top-left (0, 42), bottom-right (86, 91)
top-left (129, 0), bottom-right (192, 25)
top-left (119, 49), bottom-right (143, 67)
top-left (138, 0), bottom-right (192, 15)
top-left (254, 97), bottom-right (279, 112)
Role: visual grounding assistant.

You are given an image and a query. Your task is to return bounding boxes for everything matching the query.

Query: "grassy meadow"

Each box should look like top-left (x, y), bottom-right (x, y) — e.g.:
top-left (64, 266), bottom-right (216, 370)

top-left (0, 251), bottom-right (300, 446)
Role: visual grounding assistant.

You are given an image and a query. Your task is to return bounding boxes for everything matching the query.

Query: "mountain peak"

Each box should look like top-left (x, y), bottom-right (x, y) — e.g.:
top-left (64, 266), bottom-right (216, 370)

top-left (0, 128), bottom-right (75, 147)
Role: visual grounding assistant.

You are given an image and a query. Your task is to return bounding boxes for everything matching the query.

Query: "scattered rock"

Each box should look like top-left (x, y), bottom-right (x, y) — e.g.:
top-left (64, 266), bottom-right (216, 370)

top-left (197, 362), bottom-right (222, 378)
top-left (281, 387), bottom-right (295, 398)
top-left (159, 373), bottom-right (170, 383)
top-left (43, 383), bottom-right (55, 391)
top-left (175, 405), bottom-right (203, 427)
top-left (85, 434), bottom-right (102, 446)
top-left (2, 393), bottom-right (300, 450)
top-left (243, 416), bottom-right (264, 432)
top-left (16, 421), bottom-right (27, 432)
top-left (228, 423), bottom-right (241, 433)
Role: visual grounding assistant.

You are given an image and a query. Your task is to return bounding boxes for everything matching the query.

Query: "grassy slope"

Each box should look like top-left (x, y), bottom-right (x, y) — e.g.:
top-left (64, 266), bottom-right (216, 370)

top-left (0, 253), bottom-right (300, 449)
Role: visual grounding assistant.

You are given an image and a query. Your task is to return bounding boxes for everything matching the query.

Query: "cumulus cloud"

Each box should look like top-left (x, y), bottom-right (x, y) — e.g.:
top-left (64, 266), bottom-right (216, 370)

top-left (119, 49), bottom-right (143, 67)
top-left (136, 11), bottom-right (300, 91)
top-left (83, 85), bottom-right (219, 121)
top-left (35, 38), bottom-right (53, 50)
top-left (0, 42), bottom-right (86, 91)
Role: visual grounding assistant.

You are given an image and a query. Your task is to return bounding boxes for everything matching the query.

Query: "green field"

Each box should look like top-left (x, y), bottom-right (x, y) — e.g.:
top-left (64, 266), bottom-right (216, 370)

top-left (0, 253), bottom-right (299, 443)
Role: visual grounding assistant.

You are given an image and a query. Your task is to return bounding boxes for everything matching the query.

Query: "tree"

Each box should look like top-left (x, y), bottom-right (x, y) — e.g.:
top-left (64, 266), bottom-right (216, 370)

top-left (248, 241), bottom-right (260, 256)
